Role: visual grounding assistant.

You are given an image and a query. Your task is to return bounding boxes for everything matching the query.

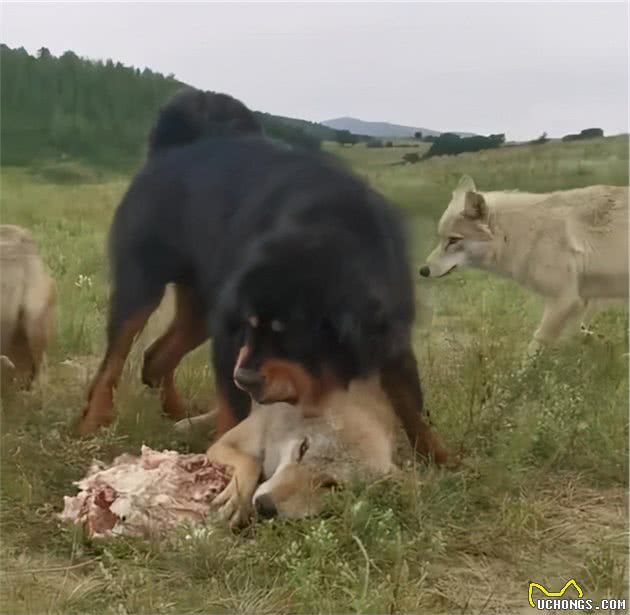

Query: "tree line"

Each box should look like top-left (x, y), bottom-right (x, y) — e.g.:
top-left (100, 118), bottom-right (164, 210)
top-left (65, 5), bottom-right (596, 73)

top-left (0, 45), bottom-right (347, 168)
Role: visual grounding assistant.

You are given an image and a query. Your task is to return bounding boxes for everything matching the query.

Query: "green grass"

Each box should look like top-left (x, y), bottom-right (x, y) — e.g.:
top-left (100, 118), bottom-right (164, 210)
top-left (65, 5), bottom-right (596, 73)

top-left (1, 137), bottom-right (628, 614)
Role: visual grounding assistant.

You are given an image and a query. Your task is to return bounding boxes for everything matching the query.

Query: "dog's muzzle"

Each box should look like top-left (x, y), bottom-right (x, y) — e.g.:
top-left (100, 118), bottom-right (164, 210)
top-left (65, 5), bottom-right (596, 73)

top-left (233, 367), bottom-right (264, 397)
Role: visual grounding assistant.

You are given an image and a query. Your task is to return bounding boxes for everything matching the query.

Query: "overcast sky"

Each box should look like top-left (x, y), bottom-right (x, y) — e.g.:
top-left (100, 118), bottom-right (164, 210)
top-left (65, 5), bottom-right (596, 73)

top-left (2, 1), bottom-right (628, 140)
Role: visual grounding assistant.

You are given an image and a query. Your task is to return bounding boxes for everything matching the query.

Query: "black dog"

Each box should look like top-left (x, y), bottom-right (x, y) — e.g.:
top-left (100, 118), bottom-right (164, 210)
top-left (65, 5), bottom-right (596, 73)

top-left (79, 88), bottom-right (448, 464)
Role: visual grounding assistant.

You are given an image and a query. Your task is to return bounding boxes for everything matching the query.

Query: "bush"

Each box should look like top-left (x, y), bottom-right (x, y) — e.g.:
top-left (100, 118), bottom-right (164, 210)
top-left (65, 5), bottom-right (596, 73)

top-left (384, 141), bottom-right (393, 148)
top-left (530, 132), bottom-right (549, 145)
top-left (562, 128), bottom-right (604, 143)
top-left (366, 139), bottom-right (384, 149)
top-left (402, 152), bottom-right (420, 164)
top-left (580, 127), bottom-right (604, 139)
top-left (423, 132), bottom-right (505, 159)
top-left (335, 130), bottom-right (358, 146)
top-left (562, 133), bottom-right (581, 142)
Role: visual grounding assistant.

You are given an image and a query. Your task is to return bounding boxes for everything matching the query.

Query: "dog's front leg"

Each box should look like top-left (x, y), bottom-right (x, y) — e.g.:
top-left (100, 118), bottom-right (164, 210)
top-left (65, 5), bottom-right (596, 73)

top-left (380, 348), bottom-right (449, 465)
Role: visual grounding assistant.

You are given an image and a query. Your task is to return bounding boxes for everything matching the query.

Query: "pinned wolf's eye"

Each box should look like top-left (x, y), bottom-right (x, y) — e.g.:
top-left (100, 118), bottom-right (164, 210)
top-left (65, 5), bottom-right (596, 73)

top-left (320, 478), bottom-right (338, 490)
top-left (446, 237), bottom-right (461, 247)
top-left (298, 437), bottom-right (309, 461)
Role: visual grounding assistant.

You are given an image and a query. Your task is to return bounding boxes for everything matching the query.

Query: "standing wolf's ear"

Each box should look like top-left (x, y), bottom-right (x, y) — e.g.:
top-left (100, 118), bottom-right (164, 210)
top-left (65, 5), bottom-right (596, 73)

top-left (455, 175), bottom-right (476, 193)
top-left (463, 191), bottom-right (488, 220)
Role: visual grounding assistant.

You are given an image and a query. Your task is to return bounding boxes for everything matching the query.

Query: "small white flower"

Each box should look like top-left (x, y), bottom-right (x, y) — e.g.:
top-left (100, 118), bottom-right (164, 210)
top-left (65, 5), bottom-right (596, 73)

top-left (75, 274), bottom-right (93, 289)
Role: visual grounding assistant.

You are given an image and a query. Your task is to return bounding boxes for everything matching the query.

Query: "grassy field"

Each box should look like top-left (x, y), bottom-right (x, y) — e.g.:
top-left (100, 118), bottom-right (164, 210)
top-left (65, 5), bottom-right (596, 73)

top-left (1, 136), bottom-right (628, 614)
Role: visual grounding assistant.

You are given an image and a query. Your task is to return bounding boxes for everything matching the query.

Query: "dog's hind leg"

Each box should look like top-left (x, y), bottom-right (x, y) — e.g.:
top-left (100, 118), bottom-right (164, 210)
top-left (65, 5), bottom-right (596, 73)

top-left (78, 270), bottom-right (162, 436)
top-left (211, 331), bottom-right (252, 438)
top-left (141, 284), bottom-right (208, 420)
top-left (380, 348), bottom-right (449, 465)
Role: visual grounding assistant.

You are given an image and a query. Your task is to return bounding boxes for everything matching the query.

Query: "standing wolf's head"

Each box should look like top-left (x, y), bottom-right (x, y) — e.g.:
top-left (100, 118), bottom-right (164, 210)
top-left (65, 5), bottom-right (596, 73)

top-left (419, 175), bottom-right (495, 278)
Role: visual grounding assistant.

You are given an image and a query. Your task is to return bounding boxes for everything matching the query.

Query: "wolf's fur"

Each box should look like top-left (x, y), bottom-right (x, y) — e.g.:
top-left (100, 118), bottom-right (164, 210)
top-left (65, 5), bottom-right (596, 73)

top-left (204, 376), bottom-right (400, 525)
top-left (420, 176), bottom-right (629, 350)
top-left (0, 225), bottom-right (56, 387)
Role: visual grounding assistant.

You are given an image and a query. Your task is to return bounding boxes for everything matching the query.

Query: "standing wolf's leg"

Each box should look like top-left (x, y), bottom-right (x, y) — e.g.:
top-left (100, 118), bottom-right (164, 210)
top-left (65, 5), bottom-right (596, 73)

top-left (529, 295), bottom-right (585, 354)
top-left (78, 270), bottom-right (163, 436)
top-left (141, 285), bottom-right (208, 420)
top-left (579, 300), bottom-right (597, 335)
top-left (380, 348), bottom-right (449, 464)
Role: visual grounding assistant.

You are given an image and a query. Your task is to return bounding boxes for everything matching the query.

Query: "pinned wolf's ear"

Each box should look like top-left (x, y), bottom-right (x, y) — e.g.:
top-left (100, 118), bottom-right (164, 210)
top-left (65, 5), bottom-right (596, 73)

top-left (463, 191), bottom-right (488, 220)
top-left (455, 175), bottom-right (476, 193)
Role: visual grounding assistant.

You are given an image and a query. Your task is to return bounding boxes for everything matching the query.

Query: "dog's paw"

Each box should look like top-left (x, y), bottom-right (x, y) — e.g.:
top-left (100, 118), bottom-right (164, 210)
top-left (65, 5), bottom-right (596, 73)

top-left (212, 477), bottom-right (252, 527)
top-left (173, 411), bottom-right (215, 434)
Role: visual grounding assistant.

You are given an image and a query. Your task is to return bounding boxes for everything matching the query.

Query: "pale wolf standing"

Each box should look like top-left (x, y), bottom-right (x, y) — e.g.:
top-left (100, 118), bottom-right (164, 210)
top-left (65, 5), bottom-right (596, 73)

top-left (419, 176), bottom-right (628, 352)
top-left (0, 225), bottom-right (56, 387)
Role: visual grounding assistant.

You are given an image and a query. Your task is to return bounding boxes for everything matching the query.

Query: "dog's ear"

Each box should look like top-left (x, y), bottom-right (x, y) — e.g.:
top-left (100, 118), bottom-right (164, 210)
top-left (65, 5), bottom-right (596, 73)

top-left (463, 191), bottom-right (488, 220)
top-left (455, 175), bottom-right (476, 193)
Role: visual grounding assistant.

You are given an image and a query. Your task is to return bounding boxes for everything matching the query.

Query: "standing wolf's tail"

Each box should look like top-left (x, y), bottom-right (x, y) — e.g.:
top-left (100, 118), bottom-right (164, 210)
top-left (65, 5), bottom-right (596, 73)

top-left (147, 87), bottom-right (263, 156)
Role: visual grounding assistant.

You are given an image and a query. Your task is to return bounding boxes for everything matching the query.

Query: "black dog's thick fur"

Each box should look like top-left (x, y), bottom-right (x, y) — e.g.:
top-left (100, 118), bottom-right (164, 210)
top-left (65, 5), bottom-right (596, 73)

top-left (147, 89), bottom-right (262, 156)
top-left (83, 88), bottom-right (445, 461)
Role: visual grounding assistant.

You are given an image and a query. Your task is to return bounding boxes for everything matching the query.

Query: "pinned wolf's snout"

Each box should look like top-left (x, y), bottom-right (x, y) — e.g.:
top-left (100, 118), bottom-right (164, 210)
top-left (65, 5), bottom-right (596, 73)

top-left (419, 265), bottom-right (431, 278)
top-left (254, 493), bottom-right (278, 518)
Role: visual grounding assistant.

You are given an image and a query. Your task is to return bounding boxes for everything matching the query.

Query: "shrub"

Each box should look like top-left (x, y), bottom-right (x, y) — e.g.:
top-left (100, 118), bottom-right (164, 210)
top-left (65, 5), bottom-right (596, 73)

top-left (562, 128), bottom-right (604, 143)
top-left (335, 130), bottom-right (358, 146)
top-left (402, 152), bottom-right (420, 164)
top-left (530, 132), bottom-right (549, 145)
top-left (366, 139), bottom-right (384, 149)
top-left (423, 133), bottom-right (505, 159)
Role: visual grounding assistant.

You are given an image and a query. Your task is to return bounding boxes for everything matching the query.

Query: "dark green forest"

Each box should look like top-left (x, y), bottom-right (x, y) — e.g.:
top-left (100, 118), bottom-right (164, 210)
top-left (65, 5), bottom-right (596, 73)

top-left (0, 45), bottom-right (346, 169)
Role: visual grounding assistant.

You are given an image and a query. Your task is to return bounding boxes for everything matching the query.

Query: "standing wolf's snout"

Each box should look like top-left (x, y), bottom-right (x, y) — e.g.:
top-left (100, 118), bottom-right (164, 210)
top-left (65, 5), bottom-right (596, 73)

top-left (419, 265), bottom-right (430, 278)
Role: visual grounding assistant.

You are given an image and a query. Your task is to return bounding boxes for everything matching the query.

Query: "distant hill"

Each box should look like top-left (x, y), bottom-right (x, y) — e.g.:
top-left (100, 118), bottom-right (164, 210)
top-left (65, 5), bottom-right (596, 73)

top-left (260, 113), bottom-right (348, 142)
top-left (322, 117), bottom-right (474, 139)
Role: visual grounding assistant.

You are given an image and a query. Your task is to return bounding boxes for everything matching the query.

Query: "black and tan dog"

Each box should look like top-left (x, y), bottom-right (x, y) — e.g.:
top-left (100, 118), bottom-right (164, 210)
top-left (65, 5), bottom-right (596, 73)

top-left (78, 88), bottom-right (448, 465)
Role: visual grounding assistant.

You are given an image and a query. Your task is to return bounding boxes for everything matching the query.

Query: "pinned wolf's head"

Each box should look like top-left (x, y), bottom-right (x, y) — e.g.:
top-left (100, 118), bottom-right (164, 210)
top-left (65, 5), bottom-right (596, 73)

top-left (251, 424), bottom-right (346, 519)
top-left (419, 175), bottom-right (494, 278)
top-left (251, 379), bottom-right (398, 519)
